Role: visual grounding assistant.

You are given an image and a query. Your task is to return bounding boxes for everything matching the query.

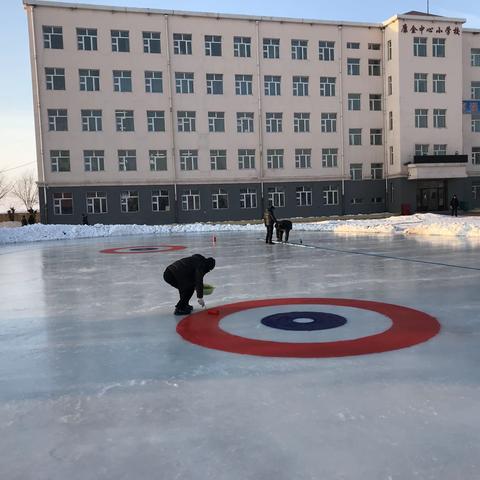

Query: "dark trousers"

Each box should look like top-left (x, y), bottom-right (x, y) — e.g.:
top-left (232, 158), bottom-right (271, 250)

top-left (163, 269), bottom-right (195, 309)
top-left (276, 229), bottom-right (290, 242)
top-left (265, 225), bottom-right (274, 243)
top-left (451, 207), bottom-right (458, 217)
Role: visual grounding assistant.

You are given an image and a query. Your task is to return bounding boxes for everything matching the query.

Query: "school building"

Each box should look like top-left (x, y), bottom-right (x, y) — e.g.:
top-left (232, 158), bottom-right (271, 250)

top-left (23, 0), bottom-right (480, 224)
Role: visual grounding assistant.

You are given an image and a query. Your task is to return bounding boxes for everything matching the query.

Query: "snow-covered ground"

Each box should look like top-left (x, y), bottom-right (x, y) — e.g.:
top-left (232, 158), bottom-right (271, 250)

top-left (2, 213), bottom-right (480, 245)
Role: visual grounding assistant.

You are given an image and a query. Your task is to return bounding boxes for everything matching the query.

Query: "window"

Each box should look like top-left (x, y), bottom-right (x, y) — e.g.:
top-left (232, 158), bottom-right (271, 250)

top-left (433, 144), bottom-right (447, 156)
top-left (347, 42), bottom-right (360, 49)
top-left (371, 163), bottom-right (383, 179)
top-left (173, 33), bottom-right (192, 55)
top-left (181, 189), bottom-right (200, 211)
top-left (294, 113), bottom-right (310, 133)
top-left (350, 163), bottom-right (362, 180)
top-left (348, 93), bottom-right (361, 111)
top-left (177, 111), bottom-right (196, 132)
top-left (86, 191), bottom-right (107, 214)
top-left (53, 192), bottom-right (73, 215)
top-left (472, 147), bottom-right (480, 165)
top-left (43, 26), bottom-right (63, 49)
top-left (149, 150), bottom-right (167, 171)
top-left (234, 36), bottom-right (251, 57)
top-left (371, 196), bottom-right (383, 204)
top-left (323, 185), bottom-right (339, 205)
top-left (415, 144), bottom-right (429, 156)
top-left (268, 186), bottom-right (285, 207)
top-left (389, 111), bottom-right (393, 130)
top-left (433, 109), bottom-right (446, 128)
top-left (414, 73), bottom-right (427, 93)
top-left (212, 189), bottom-right (229, 209)
top-left (266, 112), bottom-right (283, 133)
top-left (432, 38), bottom-right (445, 57)
top-left (205, 35), bottom-right (222, 56)
top-left (320, 77), bottom-right (336, 97)
top-left (369, 94), bottom-right (381, 111)
top-left (45, 67), bottom-right (65, 90)
top-left (322, 148), bottom-right (337, 168)
top-left (143, 31), bottom-right (161, 53)
top-left (293, 76), bottom-right (309, 96)
top-left (79, 69), bottom-right (100, 91)
top-left (387, 40), bottom-right (392, 60)
top-left (471, 81), bottom-right (480, 99)
top-left (48, 109), bottom-right (68, 131)
top-left (472, 184), bottom-right (480, 200)
top-left (118, 150), bottom-right (136, 171)
top-left (321, 113), bottom-right (337, 133)
top-left (472, 114), bottom-right (480, 132)
top-left (319, 41), bottom-right (335, 61)
top-left (388, 76), bottom-right (392, 95)
top-left (113, 70), bottom-right (132, 92)
top-left (351, 198), bottom-right (363, 205)
top-left (237, 112), bottom-right (254, 133)
top-left (295, 149), bottom-right (311, 169)
top-left (235, 74), bottom-right (253, 95)
top-left (389, 146), bottom-right (394, 165)
top-left (472, 49), bottom-right (480, 67)
top-left (206, 73), bottom-right (223, 95)
top-left (175, 72), bottom-right (194, 94)
top-left (152, 190), bottom-right (169, 212)
top-left (147, 110), bottom-right (165, 132)
top-left (370, 128), bottom-right (382, 145)
top-left (433, 74), bottom-right (446, 93)
top-left (50, 150), bottom-right (70, 172)
top-left (120, 190), bottom-right (139, 212)
top-left (240, 188), bottom-right (257, 209)
top-left (415, 109), bottom-right (428, 128)
top-left (111, 30), bottom-right (129, 52)
top-left (179, 150), bottom-right (198, 171)
top-left (368, 59), bottom-right (381, 76)
top-left (267, 149), bottom-right (284, 169)
top-left (208, 112), bottom-right (225, 132)
top-left (263, 38), bottom-right (280, 59)
top-left (84, 150), bottom-right (105, 171)
top-left (77, 28), bottom-right (97, 51)
top-left (369, 43), bottom-right (381, 51)
top-left (296, 186), bottom-right (312, 207)
top-left (349, 128), bottom-right (362, 145)
top-left (238, 149), bottom-right (255, 169)
top-left (115, 110), bottom-right (134, 132)
top-left (264, 75), bottom-right (281, 96)
top-left (413, 37), bottom-right (427, 57)
top-left (347, 58), bottom-right (360, 75)
top-left (145, 71), bottom-right (163, 93)
top-left (291, 39), bottom-right (308, 60)
top-left (210, 149), bottom-right (227, 170)
top-left (81, 109), bottom-right (102, 132)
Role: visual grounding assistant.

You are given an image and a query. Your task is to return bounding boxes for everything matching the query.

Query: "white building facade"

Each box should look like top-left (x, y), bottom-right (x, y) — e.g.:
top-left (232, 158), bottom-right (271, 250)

top-left (23, 1), bottom-right (480, 224)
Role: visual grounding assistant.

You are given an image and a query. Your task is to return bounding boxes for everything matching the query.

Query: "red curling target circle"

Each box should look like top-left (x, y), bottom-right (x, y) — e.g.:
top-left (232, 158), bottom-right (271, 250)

top-left (176, 298), bottom-right (440, 358)
top-left (100, 245), bottom-right (186, 254)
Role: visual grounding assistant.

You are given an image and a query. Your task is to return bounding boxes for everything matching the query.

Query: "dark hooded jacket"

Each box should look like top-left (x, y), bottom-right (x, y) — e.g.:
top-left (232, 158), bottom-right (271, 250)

top-left (165, 254), bottom-right (215, 298)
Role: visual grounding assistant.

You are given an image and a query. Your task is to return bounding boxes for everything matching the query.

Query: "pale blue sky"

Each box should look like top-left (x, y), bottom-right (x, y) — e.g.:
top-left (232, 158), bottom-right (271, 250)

top-left (1, 0), bottom-right (479, 197)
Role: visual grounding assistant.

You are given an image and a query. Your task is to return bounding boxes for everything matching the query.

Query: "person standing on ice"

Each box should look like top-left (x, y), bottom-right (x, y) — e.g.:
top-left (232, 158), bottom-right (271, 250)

top-left (263, 205), bottom-right (277, 244)
top-left (163, 254), bottom-right (216, 315)
top-left (450, 194), bottom-right (459, 217)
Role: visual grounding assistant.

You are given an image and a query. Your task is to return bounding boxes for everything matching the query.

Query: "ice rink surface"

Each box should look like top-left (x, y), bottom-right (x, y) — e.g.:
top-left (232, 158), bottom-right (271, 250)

top-left (1, 231), bottom-right (479, 479)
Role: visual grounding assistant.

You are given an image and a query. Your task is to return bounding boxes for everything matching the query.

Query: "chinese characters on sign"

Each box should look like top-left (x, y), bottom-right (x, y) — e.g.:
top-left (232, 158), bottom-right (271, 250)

top-left (401, 24), bottom-right (461, 35)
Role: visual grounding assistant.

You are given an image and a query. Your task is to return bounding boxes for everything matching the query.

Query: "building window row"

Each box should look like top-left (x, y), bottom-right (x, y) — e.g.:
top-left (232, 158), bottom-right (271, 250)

top-left (413, 37), bottom-right (445, 57)
top-left (413, 73), bottom-right (446, 93)
top-left (414, 109), bottom-right (447, 128)
top-left (414, 144), bottom-right (450, 156)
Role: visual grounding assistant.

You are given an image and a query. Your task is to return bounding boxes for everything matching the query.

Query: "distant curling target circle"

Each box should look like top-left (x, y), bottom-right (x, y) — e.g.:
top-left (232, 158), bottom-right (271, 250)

top-left (176, 298), bottom-right (440, 358)
top-left (261, 311), bottom-right (347, 331)
top-left (100, 245), bottom-right (186, 254)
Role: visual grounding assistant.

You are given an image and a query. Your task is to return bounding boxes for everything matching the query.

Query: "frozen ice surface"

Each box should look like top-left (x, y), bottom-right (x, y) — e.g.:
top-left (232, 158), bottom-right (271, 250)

top-left (1, 230), bottom-right (480, 480)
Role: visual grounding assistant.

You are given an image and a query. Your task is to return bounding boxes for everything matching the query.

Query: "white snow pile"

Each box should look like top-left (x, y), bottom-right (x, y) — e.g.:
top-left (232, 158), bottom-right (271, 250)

top-left (1, 213), bottom-right (480, 245)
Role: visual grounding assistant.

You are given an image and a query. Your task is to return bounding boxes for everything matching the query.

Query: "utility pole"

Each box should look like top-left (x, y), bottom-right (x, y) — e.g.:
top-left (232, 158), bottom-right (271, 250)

top-left (427, 0), bottom-right (430, 14)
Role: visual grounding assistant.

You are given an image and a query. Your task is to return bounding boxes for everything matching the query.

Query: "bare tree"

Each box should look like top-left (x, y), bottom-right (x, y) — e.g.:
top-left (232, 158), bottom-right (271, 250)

top-left (11, 172), bottom-right (39, 210)
top-left (0, 174), bottom-right (11, 202)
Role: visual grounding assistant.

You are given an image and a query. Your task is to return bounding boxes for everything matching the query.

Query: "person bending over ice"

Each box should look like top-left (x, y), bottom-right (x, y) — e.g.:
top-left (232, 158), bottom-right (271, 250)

top-left (275, 219), bottom-right (292, 242)
top-left (163, 254), bottom-right (216, 315)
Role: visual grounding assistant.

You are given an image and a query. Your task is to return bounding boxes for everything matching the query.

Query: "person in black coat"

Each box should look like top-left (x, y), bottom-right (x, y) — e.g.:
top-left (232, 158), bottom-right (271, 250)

top-left (275, 219), bottom-right (292, 242)
top-left (163, 254), bottom-right (216, 315)
top-left (263, 206), bottom-right (277, 244)
top-left (450, 194), bottom-right (459, 217)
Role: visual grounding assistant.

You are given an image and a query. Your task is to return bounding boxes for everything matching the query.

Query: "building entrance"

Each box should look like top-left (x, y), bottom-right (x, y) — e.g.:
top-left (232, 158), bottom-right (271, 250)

top-left (416, 180), bottom-right (446, 212)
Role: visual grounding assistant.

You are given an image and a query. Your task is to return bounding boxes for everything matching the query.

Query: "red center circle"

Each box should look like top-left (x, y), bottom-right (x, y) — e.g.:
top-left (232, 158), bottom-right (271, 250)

top-left (100, 245), bottom-right (186, 254)
top-left (176, 298), bottom-right (440, 358)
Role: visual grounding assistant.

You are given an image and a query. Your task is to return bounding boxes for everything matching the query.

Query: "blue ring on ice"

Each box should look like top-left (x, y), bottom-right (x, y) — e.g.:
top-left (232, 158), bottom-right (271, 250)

top-left (260, 311), bottom-right (347, 331)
